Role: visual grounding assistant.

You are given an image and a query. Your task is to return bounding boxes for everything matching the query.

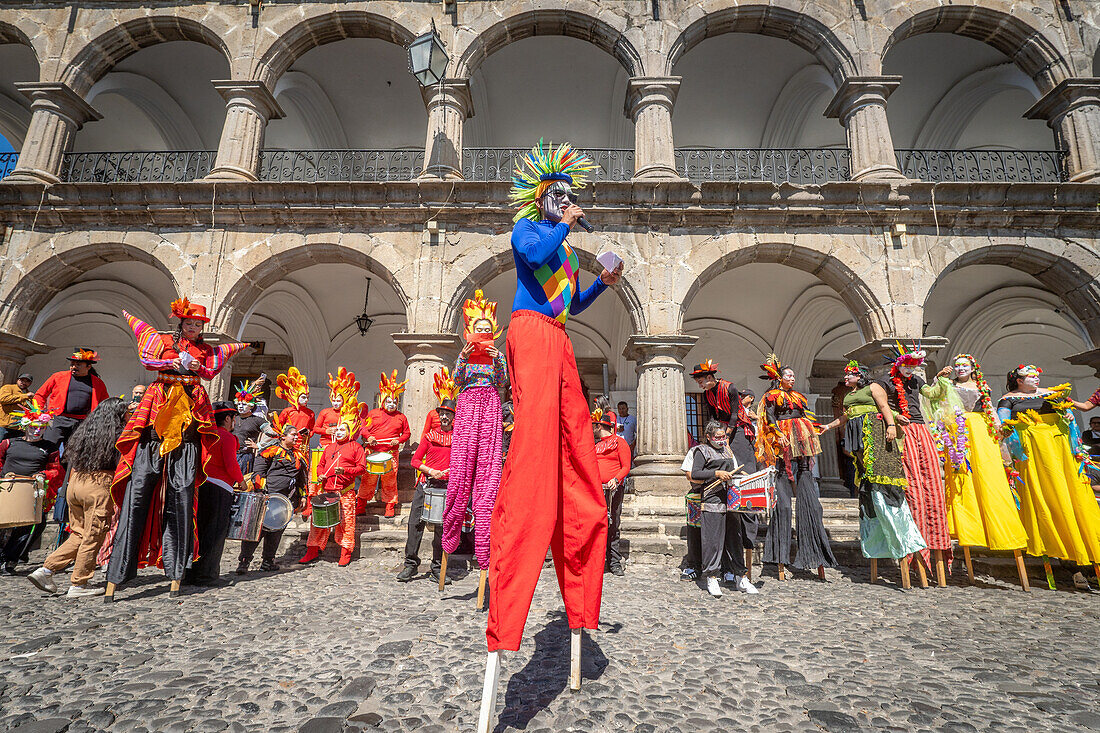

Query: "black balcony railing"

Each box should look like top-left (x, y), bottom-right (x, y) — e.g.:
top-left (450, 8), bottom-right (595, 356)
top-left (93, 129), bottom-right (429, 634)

top-left (895, 149), bottom-right (1067, 183)
top-left (63, 151), bottom-right (216, 183)
top-left (675, 148), bottom-right (852, 185)
top-left (259, 149), bottom-right (425, 182)
top-left (462, 147), bottom-right (634, 181)
top-left (0, 152), bottom-right (17, 178)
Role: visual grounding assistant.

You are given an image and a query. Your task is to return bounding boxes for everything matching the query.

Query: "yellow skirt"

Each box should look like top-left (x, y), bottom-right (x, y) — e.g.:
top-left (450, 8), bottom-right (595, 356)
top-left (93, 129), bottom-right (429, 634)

top-left (945, 413), bottom-right (1027, 550)
top-left (1014, 413), bottom-right (1100, 564)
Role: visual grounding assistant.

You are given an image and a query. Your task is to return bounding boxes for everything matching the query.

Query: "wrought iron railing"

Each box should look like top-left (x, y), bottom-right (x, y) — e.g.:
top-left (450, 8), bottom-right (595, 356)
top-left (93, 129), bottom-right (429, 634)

top-left (0, 152), bottom-right (18, 178)
top-left (63, 151), bottom-right (216, 183)
top-left (675, 148), bottom-right (851, 184)
top-left (462, 147), bottom-right (634, 181)
top-left (895, 149), bottom-right (1067, 183)
top-left (259, 149), bottom-right (425, 182)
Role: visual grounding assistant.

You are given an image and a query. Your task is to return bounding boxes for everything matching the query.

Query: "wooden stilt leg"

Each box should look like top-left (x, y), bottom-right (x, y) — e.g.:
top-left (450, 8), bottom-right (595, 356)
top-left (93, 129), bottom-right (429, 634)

top-left (476, 651), bottom-right (501, 733)
top-left (934, 550), bottom-right (947, 588)
top-left (744, 549), bottom-right (752, 582)
top-left (439, 553), bottom-right (448, 592)
top-left (104, 581), bottom-right (116, 603)
top-left (1042, 555), bottom-right (1056, 590)
top-left (915, 555), bottom-right (929, 588)
top-left (1093, 563), bottom-right (1100, 587)
top-left (869, 558), bottom-right (878, 584)
top-left (777, 563), bottom-right (785, 581)
top-left (1014, 550), bottom-right (1030, 592)
top-left (477, 569), bottom-right (488, 610)
top-left (569, 629), bottom-right (582, 691)
top-left (817, 565), bottom-right (826, 581)
top-left (962, 547), bottom-right (974, 585)
top-left (900, 556), bottom-right (911, 589)
top-left (169, 579), bottom-right (181, 598)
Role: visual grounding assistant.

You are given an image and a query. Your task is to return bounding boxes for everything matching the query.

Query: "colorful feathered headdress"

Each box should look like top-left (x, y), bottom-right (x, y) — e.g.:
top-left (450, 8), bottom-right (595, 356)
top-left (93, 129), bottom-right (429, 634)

top-left (275, 367), bottom-right (309, 405)
top-left (328, 367), bottom-right (360, 405)
top-left (234, 379), bottom-right (263, 404)
top-left (591, 407), bottom-right (615, 429)
top-left (463, 289), bottom-right (501, 338)
top-left (378, 370), bottom-right (407, 405)
top-left (690, 360), bottom-right (719, 377)
top-left (68, 347), bottom-right (99, 363)
top-left (887, 341), bottom-right (926, 369)
top-left (433, 367), bottom-right (458, 404)
top-left (1015, 364), bottom-right (1042, 376)
top-left (169, 297), bottom-right (210, 323)
top-left (12, 398), bottom-right (51, 429)
top-left (759, 353), bottom-right (785, 382)
top-left (337, 393), bottom-right (364, 436)
top-left (843, 360), bottom-right (867, 376)
top-left (509, 139), bottom-right (598, 223)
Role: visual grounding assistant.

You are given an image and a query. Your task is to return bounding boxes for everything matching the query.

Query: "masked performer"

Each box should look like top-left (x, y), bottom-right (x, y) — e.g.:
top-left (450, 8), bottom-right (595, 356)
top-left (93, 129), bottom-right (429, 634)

top-left (0, 400), bottom-right (62, 575)
top-left (399, 398), bottom-right (455, 583)
top-left (823, 362), bottom-right (925, 577)
top-left (924, 355), bottom-right (1028, 564)
top-left (486, 140), bottom-right (623, 652)
top-left (35, 348), bottom-right (109, 446)
top-left (757, 355), bottom-right (837, 579)
top-left (314, 368), bottom-right (358, 451)
top-left (186, 401), bottom-right (245, 586)
top-left (240, 412), bottom-right (307, 573)
top-left (592, 408), bottom-right (631, 576)
top-left (301, 398), bottom-right (366, 567)
top-left (105, 299), bottom-right (248, 600)
top-left (877, 344), bottom-right (951, 580)
top-left (231, 380), bottom-right (267, 475)
top-left (998, 365), bottom-right (1100, 587)
top-left (358, 371), bottom-right (410, 518)
top-left (276, 367), bottom-right (314, 440)
top-left (445, 297), bottom-right (507, 568)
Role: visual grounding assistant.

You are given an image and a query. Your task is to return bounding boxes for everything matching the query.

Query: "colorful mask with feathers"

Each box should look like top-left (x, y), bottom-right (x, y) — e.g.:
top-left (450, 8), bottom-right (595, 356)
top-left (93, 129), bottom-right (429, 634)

top-left (433, 368), bottom-right (458, 405)
top-left (328, 367), bottom-right (359, 407)
top-left (233, 379), bottom-right (263, 404)
top-left (463, 290), bottom-right (501, 339)
top-left (12, 398), bottom-right (51, 430)
top-left (378, 370), bottom-right (407, 407)
top-left (509, 139), bottom-right (597, 223)
top-left (275, 367), bottom-right (309, 406)
top-left (759, 353), bottom-right (786, 383)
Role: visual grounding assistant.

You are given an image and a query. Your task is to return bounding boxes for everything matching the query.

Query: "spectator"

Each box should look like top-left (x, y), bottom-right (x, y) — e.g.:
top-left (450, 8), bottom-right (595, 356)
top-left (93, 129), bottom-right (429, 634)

top-left (0, 373), bottom-right (33, 441)
top-left (616, 401), bottom-right (637, 454)
top-left (127, 384), bottom-right (146, 414)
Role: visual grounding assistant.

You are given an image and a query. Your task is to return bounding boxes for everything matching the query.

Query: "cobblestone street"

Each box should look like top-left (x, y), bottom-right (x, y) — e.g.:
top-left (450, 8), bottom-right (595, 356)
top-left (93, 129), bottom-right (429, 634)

top-left (1, 546), bottom-right (1098, 733)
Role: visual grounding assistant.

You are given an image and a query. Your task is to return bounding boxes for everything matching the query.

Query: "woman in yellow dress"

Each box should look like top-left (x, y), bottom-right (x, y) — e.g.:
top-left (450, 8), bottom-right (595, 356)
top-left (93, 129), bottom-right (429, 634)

top-left (923, 355), bottom-right (1029, 588)
top-left (997, 364), bottom-right (1100, 590)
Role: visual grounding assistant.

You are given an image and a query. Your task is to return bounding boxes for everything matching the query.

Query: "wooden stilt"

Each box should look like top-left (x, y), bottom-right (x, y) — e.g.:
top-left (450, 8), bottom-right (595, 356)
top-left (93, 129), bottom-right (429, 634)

top-left (915, 555), bottom-right (929, 588)
top-left (744, 549), bottom-right (752, 582)
top-left (777, 563), bottom-right (785, 581)
top-left (104, 581), bottom-right (116, 603)
top-left (817, 565), bottom-right (826, 581)
top-left (476, 651), bottom-right (501, 733)
top-left (1043, 555), bottom-right (1056, 590)
top-left (1093, 563), bottom-right (1100, 587)
top-left (934, 550), bottom-right (947, 588)
top-left (1014, 550), bottom-right (1030, 592)
top-left (439, 553), bottom-right (448, 592)
top-left (477, 569), bottom-right (488, 610)
top-left (569, 629), bottom-right (582, 691)
top-left (962, 547), bottom-right (974, 585)
top-left (900, 557), bottom-right (911, 589)
top-left (169, 579), bottom-right (181, 598)
top-left (869, 558), bottom-right (878, 584)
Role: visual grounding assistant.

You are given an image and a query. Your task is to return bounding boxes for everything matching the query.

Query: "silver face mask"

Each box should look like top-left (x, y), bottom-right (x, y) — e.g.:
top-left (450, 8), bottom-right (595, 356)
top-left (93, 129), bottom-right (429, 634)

top-left (540, 181), bottom-right (575, 223)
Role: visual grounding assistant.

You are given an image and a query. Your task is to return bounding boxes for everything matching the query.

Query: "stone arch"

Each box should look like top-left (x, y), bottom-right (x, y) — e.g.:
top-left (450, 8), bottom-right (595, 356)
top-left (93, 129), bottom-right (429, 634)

top-left (774, 284), bottom-right (857, 380)
top-left (29, 280), bottom-right (166, 342)
top-left (87, 71), bottom-right (204, 149)
top-left (253, 11), bottom-right (417, 88)
top-left (881, 4), bottom-right (1073, 93)
top-left (61, 16), bottom-right (232, 96)
top-left (454, 8), bottom-right (644, 79)
top-left (761, 64), bottom-right (837, 149)
top-left (679, 241), bottom-right (890, 342)
top-left (945, 287), bottom-right (1090, 358)
top-left (921, 242), bottom-right (1100, 347)
top-left (272, 71), bottom-right (348, 149)
top-left (440, 244), bottom-right (647, 336)
top-left (665, 4), bottom-right (859, 83)
top-left (913, 63), bottom-right (1039, 149)
top-left (0, 20), bottom-right (36, 58)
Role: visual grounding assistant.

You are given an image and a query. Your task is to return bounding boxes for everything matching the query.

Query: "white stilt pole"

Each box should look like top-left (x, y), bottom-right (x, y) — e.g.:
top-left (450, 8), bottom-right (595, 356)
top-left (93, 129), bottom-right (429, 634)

top-left (476, 651), bottom-right (501, 733)
top-left (569, 628), bottom-right (582, 691)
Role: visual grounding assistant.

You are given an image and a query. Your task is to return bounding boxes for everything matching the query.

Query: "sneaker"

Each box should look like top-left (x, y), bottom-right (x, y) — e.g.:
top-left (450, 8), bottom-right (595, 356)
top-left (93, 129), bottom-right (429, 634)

top-left (680, 568), bottom-right (698, 582)
top-left (738, 576), bottom-right (759, 595)
top-left (396, 566), bottom-right (418, 582)
top-left (722, 572), bottom-right (738, 584)
top-left (429, 572), bottom-right (452, 586)
top-left (235, 561), bottom-right (249, 575)
top-left (28, 567), bottom-right (57, 594)
top-left (706, 576), bottom-right (723, 598)
top-left (66, 584), bottom-right (105, 598)
top-left (1073, 572), bottom-right (1092, 591)
top-left (259, 561), bottom-right (279, 572)
top-left (609, 564), bottom-right (625, 577)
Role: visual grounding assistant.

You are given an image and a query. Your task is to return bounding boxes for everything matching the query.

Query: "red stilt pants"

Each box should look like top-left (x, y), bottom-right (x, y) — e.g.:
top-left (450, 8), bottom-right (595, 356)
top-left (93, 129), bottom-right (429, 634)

top-left (486, 310), bottom-right (607, 652)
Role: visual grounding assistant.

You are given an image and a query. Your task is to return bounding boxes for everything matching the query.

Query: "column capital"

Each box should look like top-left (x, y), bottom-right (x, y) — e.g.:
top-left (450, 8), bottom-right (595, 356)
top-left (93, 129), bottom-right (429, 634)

top-left (1025, 79), bottom-right (1100, 125)
top-left (0, 331), bottom-right (49, 384)
top-left (824, 76), bottom-right (902, 123)
top-left (420, 79), bottom-right (474, 119)
top-left (211, 80), bottom-right (285, 121)
top-left (624, 333), bottom-right (698, 364)
top-left (625, 76), bottom-right (682, 119)
top-left (391, 332), bottom-right (463, 359)
top-left (1065, 347), bottom-right (1100, 379)
top-left (15, 82), bottom-right (102, 127)
top-left (844, 336), bottom-right (950, 378)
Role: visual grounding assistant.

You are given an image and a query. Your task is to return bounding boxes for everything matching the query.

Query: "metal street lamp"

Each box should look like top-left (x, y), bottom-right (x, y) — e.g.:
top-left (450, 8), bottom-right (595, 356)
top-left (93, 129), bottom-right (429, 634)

top-left (355, 277), bottom-right (374, 336)
top-left (407, 20), bottom-right (449, 88)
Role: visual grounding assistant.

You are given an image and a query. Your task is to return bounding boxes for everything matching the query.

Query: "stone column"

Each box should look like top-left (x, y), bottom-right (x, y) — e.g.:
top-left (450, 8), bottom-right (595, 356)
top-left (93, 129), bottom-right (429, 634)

top-left (419, 80), bottom-right (473, 180)
top-left (3, 83), bottom-right (102, 184)
top-left (1025, 79), bottom-right (1100, 183)
top-left (624, 334), bottom-right (698, 496)
top-left (824, 76), bottom-right (906, 182)
top-left (392, 333), bottom-right (462, 448)
top-left (204, 81), bottom-right (284, 182)
top-left (627, 76), bottom-right (683, 180)
top-left (844, 336), bottom-right (949, 380)
top-left (0, 331), bottom-right (48, 385)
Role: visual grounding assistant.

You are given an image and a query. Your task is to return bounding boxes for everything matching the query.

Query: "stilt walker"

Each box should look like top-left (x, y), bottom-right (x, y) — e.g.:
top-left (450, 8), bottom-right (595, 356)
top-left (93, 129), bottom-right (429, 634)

top-left (358, 371), bottom-right (410, 518)
top-left (104, 300), bottom-right (248, 601)
top-left (479, 140), bottom-right (623, 730)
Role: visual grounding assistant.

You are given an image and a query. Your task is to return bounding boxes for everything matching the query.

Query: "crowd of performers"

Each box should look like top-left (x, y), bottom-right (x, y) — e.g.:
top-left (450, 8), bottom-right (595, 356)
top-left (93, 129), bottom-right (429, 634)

top-left (681, 347), bottom-right (1100, 597)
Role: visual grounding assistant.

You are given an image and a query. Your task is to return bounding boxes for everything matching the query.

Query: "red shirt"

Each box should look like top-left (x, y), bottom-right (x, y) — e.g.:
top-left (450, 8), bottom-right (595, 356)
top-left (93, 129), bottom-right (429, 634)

top-left (595, 434), bottom-right (631, 484)
top-left (360, 408), bottom-right (410, 449)
top-left (318, 439), bottom-right (366, 493)
top-left (312, 407), bottom-right (342, 448)
top-left (202, 426), bottom-right (245, 488)
top-left (34, 371), bottom-right (109, 418)
top-left (280, 405), bottom-right (316, 434)
top-left (411, 429), bottom-right (452, 474)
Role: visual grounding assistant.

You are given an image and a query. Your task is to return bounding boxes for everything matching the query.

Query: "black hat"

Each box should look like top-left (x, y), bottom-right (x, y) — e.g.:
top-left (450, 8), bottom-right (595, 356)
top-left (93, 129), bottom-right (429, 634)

top-left (17, 373), bottom-right (32, 381)
top-left (689, 360), bottom-right (719, 377)
top-left (437, 399), bottom-right (456, 414)
top-left (212, 401), bottom-right (237, 419)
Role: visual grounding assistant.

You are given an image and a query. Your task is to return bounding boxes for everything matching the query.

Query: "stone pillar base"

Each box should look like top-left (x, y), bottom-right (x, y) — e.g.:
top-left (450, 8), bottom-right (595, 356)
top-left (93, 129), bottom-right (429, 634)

top-left (2, 170), bottom-right (61, 185)
top-left (203, 167), bottom-right (259, 182)
top-left (630, 473), bottom-right (686, 498)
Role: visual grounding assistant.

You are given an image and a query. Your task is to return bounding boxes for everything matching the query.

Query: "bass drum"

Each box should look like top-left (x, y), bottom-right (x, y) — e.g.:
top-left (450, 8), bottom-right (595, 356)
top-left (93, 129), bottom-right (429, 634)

top-left (262, 493), bottom-right (294, 532)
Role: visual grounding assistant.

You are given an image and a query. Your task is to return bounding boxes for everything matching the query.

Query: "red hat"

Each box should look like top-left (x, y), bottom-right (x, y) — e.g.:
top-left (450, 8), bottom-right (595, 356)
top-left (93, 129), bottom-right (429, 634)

top-left (591, 408), bottom-right (615, 429)
top-left (170, 297), bottom-right (210, 323)
top-left (68, 347), bottom-right (99, 363)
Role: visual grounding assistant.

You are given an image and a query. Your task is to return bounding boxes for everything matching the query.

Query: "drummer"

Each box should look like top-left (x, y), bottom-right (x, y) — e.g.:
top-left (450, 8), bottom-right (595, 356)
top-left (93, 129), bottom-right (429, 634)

top-left (300, 401), bottom-right (366, 567)
top-left (398, 399), bottom-right (455, 584)
top-left (186, 401), bottom-right (245, 586)
top-left (238, 416), bottom-right (307, 574)
top-left (0, 401), bottom-right (62, 576)
top-left (309, 369), bottom-right (359, 516)
top-left (358, 371), bottom-right (411, 518)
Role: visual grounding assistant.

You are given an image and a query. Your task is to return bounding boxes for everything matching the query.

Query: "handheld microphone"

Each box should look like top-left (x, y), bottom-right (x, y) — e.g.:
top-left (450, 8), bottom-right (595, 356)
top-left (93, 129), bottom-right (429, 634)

top-left (576, 217), bottom-right (594, 233)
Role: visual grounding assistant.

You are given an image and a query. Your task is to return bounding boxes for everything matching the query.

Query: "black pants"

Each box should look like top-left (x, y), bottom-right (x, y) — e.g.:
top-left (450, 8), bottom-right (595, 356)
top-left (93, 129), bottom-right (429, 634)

top-left (185, 482), bottom-right (235, 583)
top-left (42, 415), bottom-right (81, 448)
top-left (404, 480), bottom-right (443, 574)
top-left (605, 482), bottom-right (625, 569)
top-left (700, 498), bottom-right (753, 578)
top-left (764, 457), bottom-right (837, 571)
top-left (3, 520), bottom-right (46, 564)
top-left (239, 529), bottom-right (284, 566)
top-left (106, 431), bottom-right (200, 585)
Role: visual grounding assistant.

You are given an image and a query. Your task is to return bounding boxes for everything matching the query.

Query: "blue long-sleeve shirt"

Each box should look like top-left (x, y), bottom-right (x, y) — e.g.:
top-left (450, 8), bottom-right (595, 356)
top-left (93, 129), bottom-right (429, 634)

top-left (510, 218), bottom-right (607, 323)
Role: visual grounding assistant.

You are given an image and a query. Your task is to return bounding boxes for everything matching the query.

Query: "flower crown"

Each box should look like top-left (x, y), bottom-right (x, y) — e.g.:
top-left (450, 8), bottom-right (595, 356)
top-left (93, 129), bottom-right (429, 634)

top-left (433, 367), bottom-right (458, 404)
top-left (233, 379), bottom-right (263, 404)
top-left (887, 340), bottom-right (926, 369)
top-left (275, 367), bottom-right (309, 405)
top-left (509, 139), bottom-right (597, 223)
top-left (843, 360), bottom-right (866, 376)
top-left (379, 370), bottom-right (408, 403)
top-left (1016, 364), bottom-right (1042, 375)
top-left (328, 367), bottom-right (360, 405)
top-left (12, 398), bottom-right (51, 429)
top-left (463, 289), bottom-right (501, 338)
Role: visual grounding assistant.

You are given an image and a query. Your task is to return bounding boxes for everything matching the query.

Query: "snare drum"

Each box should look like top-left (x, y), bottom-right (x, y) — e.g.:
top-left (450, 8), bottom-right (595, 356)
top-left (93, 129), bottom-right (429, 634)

top-left (262, 493), bottom-right (294, 532)
top-left (366, 451), bottom-right (395, 475)
top-left (0, 475), bottom-right (44, 529)
top-left (421, 481), bottom-right (446, 525)
top-left (310, 492), bottom-right (341, 529)
top-left (228, 491), bottom-right (267, 542)
top-left (685, 492), bottom-right (702, 528)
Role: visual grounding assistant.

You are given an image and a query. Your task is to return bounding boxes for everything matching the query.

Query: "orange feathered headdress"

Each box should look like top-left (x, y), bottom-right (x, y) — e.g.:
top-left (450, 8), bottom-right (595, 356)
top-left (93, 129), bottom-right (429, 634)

top-left (68, 347), bottom-right (100, 363)
top-left (328, 367), bottom-right (359, 405)
top-left (338, 392), bottom-right (364, 436)
top-left (759, 353), bottom-right (785, 382)
top-left (433, 367), bottom-right (458, 404)
top-left (378, 370), bottom-right (407, 404)
top-left (275, 367), bottom-right (310, 405)
top-left (169, 297), bottom-right (210, 323)
top-left (462, 289), bottom-right (502, 338)
top-left (591, 407), bottom-right (615, 429)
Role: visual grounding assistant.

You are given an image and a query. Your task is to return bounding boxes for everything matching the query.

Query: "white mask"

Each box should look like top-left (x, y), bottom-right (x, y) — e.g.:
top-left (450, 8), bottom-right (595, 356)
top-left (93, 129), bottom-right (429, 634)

top-left (331, 397), bottom-right (343, 410)
top-left (25, 425), bottom-right (44, 441)
top-left (540, 181), bottom-right (574, 223)
top-left (953, 360), bottom-right (973, 380)
top-left (1022, 374), bottom-right (1041, 388)
top-left (298, 394), bottom-right (309, 406)
top-left (236, 401), bottom-right (252, 414)
top-left (384, 398), bottom-right (397, 412)
top-left (334, 424), bottom-right (349, 442)
top-left (898, 365), bottom-right (915, 378)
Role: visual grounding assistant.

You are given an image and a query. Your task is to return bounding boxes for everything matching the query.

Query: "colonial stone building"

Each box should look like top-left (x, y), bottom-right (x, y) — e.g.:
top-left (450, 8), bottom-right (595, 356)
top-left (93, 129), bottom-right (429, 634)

top-left (1, 0), bottom-right (1099, 495)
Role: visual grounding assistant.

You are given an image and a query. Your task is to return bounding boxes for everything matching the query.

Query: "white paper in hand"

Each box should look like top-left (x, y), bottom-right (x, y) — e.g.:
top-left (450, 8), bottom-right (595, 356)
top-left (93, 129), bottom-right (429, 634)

top-left (596, 251), bottom-right (623, 273)
top-left (178, 351), bottom-right (195, 369)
